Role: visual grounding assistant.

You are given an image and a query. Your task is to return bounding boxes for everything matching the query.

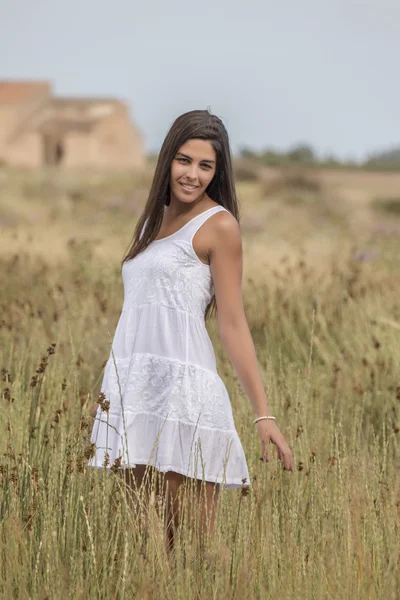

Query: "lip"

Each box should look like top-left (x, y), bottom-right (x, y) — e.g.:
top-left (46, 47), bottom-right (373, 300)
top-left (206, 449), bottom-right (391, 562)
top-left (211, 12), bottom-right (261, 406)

top-left (179, 182), bottom-right (199, 192)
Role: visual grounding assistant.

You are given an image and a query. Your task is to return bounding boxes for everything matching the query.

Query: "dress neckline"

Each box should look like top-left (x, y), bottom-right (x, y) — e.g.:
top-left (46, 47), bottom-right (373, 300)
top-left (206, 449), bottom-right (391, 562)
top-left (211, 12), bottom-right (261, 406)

top-left (151, 205), bottom-right (222, 243)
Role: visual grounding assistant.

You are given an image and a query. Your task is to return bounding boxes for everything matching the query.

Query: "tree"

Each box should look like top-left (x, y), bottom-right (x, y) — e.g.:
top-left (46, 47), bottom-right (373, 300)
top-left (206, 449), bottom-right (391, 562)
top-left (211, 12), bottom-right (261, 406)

top-left (287, 144), bottom-right (315, 163)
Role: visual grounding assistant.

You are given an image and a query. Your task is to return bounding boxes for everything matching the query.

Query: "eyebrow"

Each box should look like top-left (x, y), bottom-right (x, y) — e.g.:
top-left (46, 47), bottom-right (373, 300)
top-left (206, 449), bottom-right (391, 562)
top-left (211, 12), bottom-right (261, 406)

top-left (176, 152), bottom-right (216, 165)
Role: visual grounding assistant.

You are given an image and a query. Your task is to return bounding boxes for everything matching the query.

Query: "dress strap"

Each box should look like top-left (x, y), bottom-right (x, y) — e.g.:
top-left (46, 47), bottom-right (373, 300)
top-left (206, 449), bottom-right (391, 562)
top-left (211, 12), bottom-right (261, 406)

top-left (180, 205), bottom-right (229, 243)
top-left (139, 205), bottom-right (230, 244)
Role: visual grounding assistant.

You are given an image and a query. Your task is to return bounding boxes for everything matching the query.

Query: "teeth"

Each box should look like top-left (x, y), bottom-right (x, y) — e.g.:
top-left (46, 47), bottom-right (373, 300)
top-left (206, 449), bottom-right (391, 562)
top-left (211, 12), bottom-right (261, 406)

top-left (182, 184), bottom-right (196, 189)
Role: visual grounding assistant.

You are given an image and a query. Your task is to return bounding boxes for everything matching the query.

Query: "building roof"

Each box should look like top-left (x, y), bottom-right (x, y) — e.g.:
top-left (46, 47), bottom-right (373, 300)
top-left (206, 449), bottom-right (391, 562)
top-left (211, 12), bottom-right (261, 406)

top-left (0, 81), bottom-right (51, 104)
top-left (53, 97), bottom-right (123, 107)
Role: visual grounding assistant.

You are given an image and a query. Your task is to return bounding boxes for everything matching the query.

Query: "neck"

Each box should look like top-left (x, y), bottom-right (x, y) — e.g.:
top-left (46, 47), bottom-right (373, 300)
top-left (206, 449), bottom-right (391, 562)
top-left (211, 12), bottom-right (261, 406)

top-left (167, 192), bottom-right (209, 217)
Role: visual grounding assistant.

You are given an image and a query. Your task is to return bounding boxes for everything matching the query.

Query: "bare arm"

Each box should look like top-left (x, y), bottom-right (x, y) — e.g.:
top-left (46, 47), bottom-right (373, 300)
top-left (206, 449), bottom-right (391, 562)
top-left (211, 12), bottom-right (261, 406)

top-left (209, 212), bottom-right (293, 470)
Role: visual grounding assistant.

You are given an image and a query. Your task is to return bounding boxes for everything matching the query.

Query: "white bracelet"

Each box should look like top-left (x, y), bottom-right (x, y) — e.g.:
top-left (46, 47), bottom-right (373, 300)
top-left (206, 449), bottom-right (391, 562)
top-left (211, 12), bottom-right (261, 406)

top-left (253, 416), bottom-right (276, 424)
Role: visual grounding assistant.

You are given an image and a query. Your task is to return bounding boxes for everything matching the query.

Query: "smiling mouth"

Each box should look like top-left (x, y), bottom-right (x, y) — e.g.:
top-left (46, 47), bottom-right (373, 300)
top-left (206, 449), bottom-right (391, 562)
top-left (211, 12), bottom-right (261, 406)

top-left (180, 183), bottom-right (199, 191)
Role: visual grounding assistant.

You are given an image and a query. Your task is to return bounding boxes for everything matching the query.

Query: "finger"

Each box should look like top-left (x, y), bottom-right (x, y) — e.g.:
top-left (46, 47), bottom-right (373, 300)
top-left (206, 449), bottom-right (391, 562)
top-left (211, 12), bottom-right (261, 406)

top-left (261, 439), bottom-right (270, 462)
top-left (283, 452), bottom-right (293, 471)
top-left (269, 437), bottom-right (283, 461)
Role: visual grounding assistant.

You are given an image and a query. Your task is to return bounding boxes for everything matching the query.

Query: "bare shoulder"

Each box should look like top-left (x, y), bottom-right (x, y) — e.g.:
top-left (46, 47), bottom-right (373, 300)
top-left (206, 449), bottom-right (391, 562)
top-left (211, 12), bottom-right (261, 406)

top-left (211, 208), bottom-right (239, 230)
top-left (192, 204), bottom-right (241, 266)
top-left (209, 208), bottom-right (241, 253)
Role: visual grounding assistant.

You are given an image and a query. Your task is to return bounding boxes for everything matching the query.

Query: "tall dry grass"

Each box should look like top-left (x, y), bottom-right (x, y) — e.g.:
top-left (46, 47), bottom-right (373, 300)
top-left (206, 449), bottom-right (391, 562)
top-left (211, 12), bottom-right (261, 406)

top-left (0, 167), bottom-right (400, 599)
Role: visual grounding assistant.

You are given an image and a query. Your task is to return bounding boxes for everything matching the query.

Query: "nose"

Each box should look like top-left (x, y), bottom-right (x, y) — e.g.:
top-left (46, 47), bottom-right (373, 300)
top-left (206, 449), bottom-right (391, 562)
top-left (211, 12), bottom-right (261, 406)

top-left (186, 163), bottom-right (198, 180)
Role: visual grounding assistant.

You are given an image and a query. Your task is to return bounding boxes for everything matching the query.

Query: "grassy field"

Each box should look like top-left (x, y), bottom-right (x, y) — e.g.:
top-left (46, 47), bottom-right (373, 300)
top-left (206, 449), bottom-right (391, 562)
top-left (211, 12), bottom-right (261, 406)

top-left (1, 164), bottom-right (400, 599)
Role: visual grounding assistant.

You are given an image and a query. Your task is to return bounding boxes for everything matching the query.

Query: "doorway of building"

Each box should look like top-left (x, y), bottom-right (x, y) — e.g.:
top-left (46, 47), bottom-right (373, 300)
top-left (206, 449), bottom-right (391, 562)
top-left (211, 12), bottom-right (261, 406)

top-left (43, 135), bottom-right (65, 165)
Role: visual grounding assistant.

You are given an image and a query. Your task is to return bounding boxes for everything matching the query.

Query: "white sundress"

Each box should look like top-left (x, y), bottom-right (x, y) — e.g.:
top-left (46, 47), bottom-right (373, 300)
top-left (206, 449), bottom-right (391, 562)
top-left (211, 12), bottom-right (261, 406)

top-left (87, 204), bottom-right (251, 490)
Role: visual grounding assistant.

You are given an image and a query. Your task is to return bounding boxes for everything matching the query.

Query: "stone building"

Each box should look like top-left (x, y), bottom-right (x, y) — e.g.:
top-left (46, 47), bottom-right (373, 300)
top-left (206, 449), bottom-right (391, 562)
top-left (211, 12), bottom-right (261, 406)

top-left (0, 80), bottom-right (145, 168)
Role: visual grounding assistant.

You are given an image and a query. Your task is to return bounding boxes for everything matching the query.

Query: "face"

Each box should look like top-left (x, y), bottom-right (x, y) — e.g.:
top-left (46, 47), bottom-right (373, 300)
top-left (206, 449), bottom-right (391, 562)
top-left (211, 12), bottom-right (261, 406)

top-left (169, 138), bottom-right (217, 205)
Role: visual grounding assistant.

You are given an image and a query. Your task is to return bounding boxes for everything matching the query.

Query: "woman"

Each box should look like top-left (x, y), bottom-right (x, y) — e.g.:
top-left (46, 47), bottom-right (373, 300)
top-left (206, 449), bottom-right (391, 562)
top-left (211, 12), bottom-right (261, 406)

top-left (88, 109), bottom-right (293, 554)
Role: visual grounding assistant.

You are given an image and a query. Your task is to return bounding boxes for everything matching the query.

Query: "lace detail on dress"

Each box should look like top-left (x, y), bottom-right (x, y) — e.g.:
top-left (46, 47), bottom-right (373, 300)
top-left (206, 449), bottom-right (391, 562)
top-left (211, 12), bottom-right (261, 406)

top-left (122, 240), bottom-right (213, 318)
top-left (102, 353), bottom-right (235, 431)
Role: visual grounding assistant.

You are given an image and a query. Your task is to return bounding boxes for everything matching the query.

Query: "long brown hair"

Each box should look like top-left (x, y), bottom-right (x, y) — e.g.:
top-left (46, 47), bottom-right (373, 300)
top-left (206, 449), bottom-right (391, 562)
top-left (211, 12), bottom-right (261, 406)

top-left (122, 109), bottom-right (240, 322)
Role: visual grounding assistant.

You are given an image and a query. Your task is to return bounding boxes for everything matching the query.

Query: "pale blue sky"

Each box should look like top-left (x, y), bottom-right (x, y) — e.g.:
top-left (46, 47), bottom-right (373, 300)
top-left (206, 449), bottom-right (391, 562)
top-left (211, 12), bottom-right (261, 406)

top-left (1, 0), bottom-right (399, 160)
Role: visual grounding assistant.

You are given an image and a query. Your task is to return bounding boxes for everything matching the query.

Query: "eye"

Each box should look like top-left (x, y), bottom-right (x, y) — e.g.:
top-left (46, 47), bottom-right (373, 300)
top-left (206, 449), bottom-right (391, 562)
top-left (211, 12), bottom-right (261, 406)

top-left (201, 164), bottom-right (212, 170)
top-left (178, 157), bottom-right (189, 163)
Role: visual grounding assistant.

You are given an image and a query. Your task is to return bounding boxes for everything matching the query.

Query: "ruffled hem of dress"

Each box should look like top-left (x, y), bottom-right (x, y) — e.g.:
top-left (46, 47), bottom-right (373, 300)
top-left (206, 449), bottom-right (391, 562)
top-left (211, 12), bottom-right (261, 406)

top-left (87, 409), bottom-right (251, 491)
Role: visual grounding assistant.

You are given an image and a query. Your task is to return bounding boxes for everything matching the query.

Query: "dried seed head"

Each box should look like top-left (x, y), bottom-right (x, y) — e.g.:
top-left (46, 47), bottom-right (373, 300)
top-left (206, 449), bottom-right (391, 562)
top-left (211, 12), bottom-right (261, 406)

top-left (3, 388), bottom-right (13, 403)
top-left (76, 455), bottom-right (85, 473)
top-left (98, 392), bottom-right (110, 413)
top-left (240, 477), bottom-right (250, 496)
top-left (36, 356), bottom-right (48, 374)
top-left (372, 336), bottom-right (381, 349)
top-left (84, 443), bottom-right (96, 460)
top-left (79, 417), bottom-right (90, 431)
top-left (110, 456), bottom-right (122, 473)
top-left (2, 368), bottom-right (12, 383)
